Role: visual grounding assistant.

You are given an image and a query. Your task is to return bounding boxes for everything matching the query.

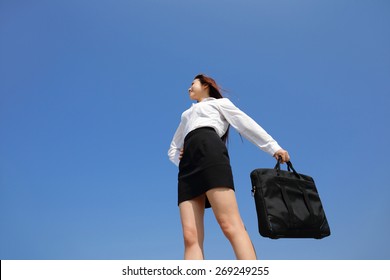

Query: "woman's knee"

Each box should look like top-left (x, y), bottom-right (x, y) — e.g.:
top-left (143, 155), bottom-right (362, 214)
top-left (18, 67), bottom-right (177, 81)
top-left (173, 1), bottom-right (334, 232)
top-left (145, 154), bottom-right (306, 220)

top-left (217, 215), bottom-right (245, 240)
top-left (182, 226), bottom-right (202, 247)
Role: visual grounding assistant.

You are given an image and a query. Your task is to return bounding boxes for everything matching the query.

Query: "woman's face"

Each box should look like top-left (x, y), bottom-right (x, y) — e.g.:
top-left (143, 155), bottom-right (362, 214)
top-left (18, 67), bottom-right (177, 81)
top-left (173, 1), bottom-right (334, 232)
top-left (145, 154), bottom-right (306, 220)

top-left (188, 79), bottom-right (209, 101)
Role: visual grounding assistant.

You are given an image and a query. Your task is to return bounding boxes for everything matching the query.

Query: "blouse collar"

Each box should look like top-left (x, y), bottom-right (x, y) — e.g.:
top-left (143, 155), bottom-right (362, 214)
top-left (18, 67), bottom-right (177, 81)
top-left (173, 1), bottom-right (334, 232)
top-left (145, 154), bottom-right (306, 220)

top-left (199, 97), bottom-right (216, 102)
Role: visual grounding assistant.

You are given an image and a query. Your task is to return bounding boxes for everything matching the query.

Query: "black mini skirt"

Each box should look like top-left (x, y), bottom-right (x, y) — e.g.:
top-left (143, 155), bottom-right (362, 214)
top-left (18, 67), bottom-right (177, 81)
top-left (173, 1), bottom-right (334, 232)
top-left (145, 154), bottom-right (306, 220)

top-left (178, 127), bottom-right (235, 208)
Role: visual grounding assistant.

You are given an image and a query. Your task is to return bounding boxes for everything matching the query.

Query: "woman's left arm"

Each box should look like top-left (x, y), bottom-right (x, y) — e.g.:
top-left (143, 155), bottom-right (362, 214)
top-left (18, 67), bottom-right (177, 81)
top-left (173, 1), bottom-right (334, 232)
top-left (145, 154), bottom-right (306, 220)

top-left (218, 98), bottom-right (290, 163)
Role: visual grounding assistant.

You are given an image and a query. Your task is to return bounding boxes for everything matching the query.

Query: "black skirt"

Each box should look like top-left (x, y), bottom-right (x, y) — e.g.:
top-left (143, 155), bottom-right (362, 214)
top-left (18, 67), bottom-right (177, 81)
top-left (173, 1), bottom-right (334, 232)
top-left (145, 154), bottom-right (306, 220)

top-left (178, 127), bottom-right (235, 208)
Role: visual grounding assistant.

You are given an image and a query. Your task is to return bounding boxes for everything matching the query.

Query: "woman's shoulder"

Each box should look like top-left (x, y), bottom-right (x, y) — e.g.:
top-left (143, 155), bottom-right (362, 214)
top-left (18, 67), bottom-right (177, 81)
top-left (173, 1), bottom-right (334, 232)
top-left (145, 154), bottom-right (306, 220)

top-left (214, 97), bottom-right (235, 107)
top-left (209, 97), bottom-right (232, 103)
top-left (197, 98), bottom-right (236, 109)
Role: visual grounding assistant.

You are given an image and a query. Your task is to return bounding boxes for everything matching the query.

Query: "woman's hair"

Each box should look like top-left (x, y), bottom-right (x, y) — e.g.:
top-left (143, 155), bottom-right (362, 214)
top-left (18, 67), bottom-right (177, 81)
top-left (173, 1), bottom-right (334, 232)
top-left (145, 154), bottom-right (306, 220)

top-left (194, 73), bottom-right (230, 144)
top-left (194, 74), bottom-right (224, 99)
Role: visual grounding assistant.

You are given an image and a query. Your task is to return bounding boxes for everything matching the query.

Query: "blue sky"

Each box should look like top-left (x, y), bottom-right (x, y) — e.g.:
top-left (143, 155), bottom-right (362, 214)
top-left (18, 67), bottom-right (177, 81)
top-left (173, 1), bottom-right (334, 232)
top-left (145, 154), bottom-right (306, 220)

top-left (1, 0), bottom-right (389, 260)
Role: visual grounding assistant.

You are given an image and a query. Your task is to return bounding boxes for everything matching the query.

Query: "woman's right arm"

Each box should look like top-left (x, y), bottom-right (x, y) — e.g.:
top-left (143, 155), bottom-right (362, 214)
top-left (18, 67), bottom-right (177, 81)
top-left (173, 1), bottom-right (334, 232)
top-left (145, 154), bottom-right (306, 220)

top-left (168, 122), bottom-right (185, 166)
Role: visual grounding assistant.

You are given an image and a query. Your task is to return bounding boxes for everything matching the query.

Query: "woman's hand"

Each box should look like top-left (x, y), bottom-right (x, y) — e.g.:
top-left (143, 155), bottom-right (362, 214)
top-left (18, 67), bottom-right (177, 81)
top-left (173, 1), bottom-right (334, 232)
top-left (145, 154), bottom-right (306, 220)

top-left (274, 149), bottom-right (290, 164)
top-left (179, 148), bottom-right (184, 160)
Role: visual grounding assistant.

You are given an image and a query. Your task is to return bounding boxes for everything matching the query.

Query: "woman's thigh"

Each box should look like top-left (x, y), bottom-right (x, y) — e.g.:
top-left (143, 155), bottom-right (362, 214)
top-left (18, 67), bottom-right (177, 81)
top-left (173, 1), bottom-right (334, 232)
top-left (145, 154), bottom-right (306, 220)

top-left (206, 188), bottom-right (244, 227)
top-left (179, 195), bottom-right (206, 241)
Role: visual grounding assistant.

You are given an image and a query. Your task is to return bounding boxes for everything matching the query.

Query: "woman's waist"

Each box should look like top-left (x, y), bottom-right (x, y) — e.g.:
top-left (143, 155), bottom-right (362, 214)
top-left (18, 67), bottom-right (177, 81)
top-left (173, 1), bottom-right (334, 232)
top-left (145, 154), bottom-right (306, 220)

top-left (184, 126), bottom-right (217, 143)
top-left (184, 121), bottom-right (228, 139)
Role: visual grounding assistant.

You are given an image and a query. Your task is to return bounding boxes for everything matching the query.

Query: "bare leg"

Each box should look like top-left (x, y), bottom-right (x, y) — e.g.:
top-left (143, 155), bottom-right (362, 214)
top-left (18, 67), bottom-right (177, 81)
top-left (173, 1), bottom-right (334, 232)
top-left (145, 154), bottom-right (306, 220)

top-left (179, 195), bottom-right (206, 260)
top-left (206, 188), bottom-right (257, 260)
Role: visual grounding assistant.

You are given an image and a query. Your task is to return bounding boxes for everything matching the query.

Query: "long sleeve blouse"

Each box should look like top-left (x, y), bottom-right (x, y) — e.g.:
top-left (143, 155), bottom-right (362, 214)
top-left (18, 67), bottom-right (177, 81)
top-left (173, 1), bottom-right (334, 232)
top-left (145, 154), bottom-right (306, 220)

top-left (168, 97), bottom-right (282, 166)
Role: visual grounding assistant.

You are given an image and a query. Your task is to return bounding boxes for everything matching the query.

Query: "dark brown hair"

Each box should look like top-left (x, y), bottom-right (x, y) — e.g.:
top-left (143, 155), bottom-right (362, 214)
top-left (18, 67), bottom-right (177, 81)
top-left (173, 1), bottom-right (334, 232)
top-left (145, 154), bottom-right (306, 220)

top-left (194, 74), bottom-right (230, 144)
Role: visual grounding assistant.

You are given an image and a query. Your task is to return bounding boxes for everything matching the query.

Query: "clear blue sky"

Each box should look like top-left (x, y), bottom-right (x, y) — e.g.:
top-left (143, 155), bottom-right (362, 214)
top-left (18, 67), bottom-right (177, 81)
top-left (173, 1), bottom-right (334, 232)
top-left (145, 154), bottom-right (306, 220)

top-left (1, 0), bottom-right (389, 260)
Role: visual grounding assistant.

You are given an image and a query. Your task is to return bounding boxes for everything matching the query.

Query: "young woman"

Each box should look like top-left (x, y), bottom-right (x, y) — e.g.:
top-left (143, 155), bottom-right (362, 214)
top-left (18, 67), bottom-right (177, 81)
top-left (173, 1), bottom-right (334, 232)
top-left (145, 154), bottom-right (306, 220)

top-left (168, 74), bottom-right (290, 260)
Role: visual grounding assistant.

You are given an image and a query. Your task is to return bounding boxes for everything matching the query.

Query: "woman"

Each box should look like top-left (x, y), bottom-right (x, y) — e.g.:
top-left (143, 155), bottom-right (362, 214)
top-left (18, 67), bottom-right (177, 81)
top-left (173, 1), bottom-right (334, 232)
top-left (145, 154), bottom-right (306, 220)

top-left (168, 74), bottom-right (290, 260)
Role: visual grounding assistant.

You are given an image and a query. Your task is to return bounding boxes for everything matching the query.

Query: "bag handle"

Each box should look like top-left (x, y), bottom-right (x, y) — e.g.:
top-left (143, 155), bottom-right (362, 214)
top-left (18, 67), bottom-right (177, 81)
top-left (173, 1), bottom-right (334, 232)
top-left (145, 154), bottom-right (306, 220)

top-left (274, 158), bottom-right (301, 179)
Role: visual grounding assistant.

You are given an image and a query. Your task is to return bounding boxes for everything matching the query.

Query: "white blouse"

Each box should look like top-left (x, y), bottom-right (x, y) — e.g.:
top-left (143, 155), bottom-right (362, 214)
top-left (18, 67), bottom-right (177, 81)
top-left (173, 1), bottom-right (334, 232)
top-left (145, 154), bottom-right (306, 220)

top-left (168, 97), bottom-right (282, 166)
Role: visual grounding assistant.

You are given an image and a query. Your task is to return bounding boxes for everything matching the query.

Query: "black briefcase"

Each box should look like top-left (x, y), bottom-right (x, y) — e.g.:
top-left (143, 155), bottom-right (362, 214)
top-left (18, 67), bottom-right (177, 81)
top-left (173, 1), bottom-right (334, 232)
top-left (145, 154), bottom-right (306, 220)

top-left (250, 160), bottom-right (330, 239)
